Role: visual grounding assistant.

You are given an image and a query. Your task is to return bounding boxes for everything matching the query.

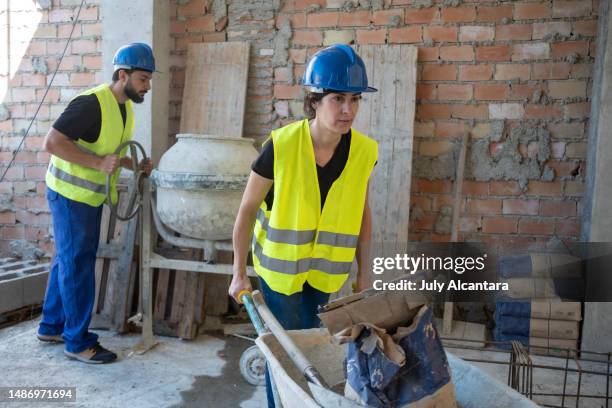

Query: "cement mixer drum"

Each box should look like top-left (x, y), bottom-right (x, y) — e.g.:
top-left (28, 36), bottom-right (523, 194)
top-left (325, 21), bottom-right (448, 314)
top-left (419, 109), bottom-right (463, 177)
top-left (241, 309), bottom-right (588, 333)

top-left (152, 134), bottom-right (258, 240)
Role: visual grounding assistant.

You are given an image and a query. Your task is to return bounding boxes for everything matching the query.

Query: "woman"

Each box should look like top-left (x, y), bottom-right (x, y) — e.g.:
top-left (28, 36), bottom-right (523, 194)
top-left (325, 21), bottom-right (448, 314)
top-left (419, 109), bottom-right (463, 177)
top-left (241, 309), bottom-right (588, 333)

top-left (228, 44), bottom-right (378, 406)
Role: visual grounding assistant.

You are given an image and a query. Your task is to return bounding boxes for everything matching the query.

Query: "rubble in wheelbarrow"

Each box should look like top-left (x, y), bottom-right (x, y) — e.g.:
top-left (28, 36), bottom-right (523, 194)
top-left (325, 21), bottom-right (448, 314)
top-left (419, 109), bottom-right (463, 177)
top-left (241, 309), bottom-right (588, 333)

top-left (318, 286), bottom-right (456, 407)
top-left (331, 305), bottom-right (456, 408)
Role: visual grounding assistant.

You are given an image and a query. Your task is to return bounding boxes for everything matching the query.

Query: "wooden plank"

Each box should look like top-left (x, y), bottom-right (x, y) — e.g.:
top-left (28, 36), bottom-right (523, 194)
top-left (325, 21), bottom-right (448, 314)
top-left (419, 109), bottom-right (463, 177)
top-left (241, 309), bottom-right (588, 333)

top-left (153, 268), bottom-right (170, 320)
top-left (444, 132), bottom-right (469, 334)
top-left (332, 45), bottom-right (417, 300)
top-left (93, 205), bottom-right (110, 313)
top-left (451, 133), bottom-right (469, 242)
top-left (148, 254), bottom-right (255, 276)
top-left (353, 44), bottom-right (418, 281)
top-left (443, 302), bottom-right (455, 335)
top-left (180, 42), bottom-right (250, 137)
top-left (91, 185), bottom-right (139, 333)
top-left (176, 249), bottom-right (203, 340)
top-left (109, 215), bottom-right (138, 332)
top-left (100, 193), bottom-right (132, 332)
top-left (178, 270), bottom-right (199, 339)
top-left (126, 258), bottom-right (138, 325)
top-left (354, 45), bottom-right (417, 243)
top-left (170, 270), bottom-right (188, 323)
top-left (193, 271), bottom-right (207, 326)
top-left (204, 250), bottom-right (232, 316)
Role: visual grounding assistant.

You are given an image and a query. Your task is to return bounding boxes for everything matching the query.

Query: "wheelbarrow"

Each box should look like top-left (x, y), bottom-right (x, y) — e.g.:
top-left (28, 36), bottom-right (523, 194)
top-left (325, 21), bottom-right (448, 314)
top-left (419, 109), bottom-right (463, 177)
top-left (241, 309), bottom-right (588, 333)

top-left (239, 290), bottom-right (539, 408)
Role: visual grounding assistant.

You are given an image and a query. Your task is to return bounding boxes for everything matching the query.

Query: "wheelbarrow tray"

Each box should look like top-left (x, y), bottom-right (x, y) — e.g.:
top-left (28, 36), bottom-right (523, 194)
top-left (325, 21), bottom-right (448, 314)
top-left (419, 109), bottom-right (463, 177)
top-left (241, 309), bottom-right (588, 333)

top-left (255, 328), bottom-right (539, 408)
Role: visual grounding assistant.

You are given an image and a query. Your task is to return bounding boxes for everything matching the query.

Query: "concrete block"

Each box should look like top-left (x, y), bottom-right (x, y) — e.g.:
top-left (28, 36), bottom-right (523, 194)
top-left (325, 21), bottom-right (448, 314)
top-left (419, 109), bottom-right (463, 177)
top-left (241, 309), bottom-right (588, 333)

top-left (22, 271), bottom-right (49, 305)
top-left (0, 277), bottom-right (24, 314)
top-left (0, 261), bottom-right (49, 314)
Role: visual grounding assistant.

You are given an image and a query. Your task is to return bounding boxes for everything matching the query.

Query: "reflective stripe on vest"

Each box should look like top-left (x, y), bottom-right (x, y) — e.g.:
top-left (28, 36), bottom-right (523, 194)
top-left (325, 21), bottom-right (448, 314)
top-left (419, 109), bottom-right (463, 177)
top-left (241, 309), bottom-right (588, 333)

top-left (252, 119), bottom-right (378, 295)
top-left (253, 235), bottom-right (353, 276)
top-left (256, 208), bottom-right (359, 248)
top-left (48, 163), bottom-right (106, 195)
top-left (45, 84), bottom-right (134, 206)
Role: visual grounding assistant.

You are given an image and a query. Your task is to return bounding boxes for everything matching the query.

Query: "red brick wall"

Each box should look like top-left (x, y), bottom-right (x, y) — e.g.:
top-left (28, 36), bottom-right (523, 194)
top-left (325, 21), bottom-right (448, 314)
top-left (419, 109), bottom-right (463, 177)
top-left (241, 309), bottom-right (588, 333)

top-left (172, 0), bottom-right (597, 249)
top-left (0, 0), bottom-right (599, 255)
top-left (0, 1), bottom-right (101, 256)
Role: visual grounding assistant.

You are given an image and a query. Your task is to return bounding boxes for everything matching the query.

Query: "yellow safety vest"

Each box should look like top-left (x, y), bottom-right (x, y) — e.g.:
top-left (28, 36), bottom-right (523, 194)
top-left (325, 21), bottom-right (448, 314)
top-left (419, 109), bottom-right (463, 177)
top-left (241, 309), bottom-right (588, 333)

top-left (252, 119), bottom-right (378, 295)
top-left (46, 84), bottom-right (134, 206)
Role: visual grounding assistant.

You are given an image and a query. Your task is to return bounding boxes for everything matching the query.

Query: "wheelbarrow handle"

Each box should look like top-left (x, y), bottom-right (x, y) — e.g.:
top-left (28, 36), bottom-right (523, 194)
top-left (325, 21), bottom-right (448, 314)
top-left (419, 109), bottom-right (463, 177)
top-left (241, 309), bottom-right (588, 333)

top-left (245, 290), bottom-right (330, 390)
top-left (239, 291), bottom-right (267, 336)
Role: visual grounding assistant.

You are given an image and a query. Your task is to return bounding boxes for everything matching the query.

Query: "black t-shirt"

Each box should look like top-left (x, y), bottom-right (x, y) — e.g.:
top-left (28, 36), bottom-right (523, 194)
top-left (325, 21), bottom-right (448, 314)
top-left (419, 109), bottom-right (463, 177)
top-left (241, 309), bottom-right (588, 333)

top-left (252, 132), bottom-right (352, 210)
top-left (53, 93), bottom-right (127, 143)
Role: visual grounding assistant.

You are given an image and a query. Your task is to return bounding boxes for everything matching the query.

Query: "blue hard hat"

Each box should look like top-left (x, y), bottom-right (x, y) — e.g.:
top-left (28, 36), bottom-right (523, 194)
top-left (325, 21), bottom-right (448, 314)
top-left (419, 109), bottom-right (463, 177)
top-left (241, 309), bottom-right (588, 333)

top-left (112, 43), bottom-right (156, 73)
top-left (301, 44), bottom-right (377, 93)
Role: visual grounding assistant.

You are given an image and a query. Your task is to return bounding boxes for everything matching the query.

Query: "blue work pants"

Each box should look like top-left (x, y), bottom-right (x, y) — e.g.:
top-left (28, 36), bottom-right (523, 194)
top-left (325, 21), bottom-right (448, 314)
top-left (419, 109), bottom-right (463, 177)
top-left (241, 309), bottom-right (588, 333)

top-left (38, 188), bottom-right (102, 353)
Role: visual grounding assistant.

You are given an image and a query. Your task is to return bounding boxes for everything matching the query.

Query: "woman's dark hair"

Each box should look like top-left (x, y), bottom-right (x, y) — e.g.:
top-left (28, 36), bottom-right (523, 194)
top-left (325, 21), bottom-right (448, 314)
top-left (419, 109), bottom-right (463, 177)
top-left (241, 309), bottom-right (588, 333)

top-left (303, 91), bottom-right (328, 120)
top-left (112, 68), bottom-right (134, 82)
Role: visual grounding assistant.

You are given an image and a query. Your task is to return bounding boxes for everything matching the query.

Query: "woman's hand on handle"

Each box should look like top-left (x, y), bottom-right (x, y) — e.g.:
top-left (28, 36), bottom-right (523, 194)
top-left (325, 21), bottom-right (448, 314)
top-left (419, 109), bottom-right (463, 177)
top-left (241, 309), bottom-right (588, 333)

top-left (229, 272), bottom-right (253, 304)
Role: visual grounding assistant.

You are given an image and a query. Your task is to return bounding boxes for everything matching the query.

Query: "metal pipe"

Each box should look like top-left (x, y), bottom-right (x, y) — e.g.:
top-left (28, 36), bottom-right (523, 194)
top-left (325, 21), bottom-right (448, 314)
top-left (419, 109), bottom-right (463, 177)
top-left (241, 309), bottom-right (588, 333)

top-left (150, 195), bottom-right (233, 252)
top-left (442, 339), bottom-right (612, 366)
top-left (607, 352), bottom-right (610, 408)
top-left (533, 392), bottom-right (611, 400)
top-left (457, 357), bottom-right (611, 377)
top-left (575, 357), bottom-right (582, 408)
top-left (442, 337), bottom-right (612, 358)
top-left (562, 350), bottom-right (570, 407)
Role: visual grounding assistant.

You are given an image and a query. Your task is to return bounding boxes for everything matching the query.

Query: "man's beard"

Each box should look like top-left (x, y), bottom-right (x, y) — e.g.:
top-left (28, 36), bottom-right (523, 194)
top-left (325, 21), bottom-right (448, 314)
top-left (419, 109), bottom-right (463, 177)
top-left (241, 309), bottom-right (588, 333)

top-left (124, 81), bottom-right (144, 103)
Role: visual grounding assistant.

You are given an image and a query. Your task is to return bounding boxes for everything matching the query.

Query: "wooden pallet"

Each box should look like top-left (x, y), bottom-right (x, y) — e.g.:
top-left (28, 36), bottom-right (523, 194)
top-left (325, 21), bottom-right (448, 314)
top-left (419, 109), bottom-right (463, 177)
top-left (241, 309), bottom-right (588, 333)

top-left (90, 184), bottom-right (139, 333)
top-left (0, 304), bottom-right (43, 329)
top-left (148, 246), bottom-right (206, 340)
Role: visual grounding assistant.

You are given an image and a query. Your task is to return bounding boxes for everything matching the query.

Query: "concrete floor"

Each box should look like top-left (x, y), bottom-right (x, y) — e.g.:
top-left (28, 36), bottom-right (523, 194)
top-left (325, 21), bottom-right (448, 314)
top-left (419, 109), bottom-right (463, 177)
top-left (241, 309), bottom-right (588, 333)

top-left (0, 318), bottom-right (266, 408)
top-left (0, 318), bottom-right (609, 407)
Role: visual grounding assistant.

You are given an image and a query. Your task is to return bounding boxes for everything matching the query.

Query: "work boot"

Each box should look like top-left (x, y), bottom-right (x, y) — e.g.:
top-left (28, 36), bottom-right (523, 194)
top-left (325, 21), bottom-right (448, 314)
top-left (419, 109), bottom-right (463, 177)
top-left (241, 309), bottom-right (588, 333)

top-left (64, 343), bottom-right (117, 364)
top-left (37, 333), bottom-right (64, 343)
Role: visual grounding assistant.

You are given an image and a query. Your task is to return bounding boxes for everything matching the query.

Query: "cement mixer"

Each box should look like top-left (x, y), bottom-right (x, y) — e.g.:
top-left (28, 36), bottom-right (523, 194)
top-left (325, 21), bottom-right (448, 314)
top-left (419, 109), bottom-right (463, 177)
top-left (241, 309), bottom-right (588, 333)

top-left (151, 133), bottom-right (258, 241)
top-left (132, 132), bottom-right (258, 353)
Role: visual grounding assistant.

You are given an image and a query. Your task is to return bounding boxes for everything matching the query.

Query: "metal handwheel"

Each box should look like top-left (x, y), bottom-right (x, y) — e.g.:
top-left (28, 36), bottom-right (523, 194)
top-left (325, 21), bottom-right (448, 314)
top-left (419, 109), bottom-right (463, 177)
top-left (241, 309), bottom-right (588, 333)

top-left (105, 140), bottom-right (148, 221)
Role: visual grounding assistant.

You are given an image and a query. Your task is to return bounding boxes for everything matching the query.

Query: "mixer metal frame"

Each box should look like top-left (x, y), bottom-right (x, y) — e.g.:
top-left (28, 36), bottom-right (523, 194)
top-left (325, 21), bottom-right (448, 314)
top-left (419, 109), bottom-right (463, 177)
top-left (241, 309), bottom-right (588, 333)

top-left (132, 179), bottom-right (255, 353)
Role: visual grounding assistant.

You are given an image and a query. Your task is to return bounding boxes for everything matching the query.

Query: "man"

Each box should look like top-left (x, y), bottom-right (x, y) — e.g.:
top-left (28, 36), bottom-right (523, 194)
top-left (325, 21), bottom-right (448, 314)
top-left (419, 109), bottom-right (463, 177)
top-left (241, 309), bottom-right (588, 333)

top-left (37, 43), bottom-right (155, 364)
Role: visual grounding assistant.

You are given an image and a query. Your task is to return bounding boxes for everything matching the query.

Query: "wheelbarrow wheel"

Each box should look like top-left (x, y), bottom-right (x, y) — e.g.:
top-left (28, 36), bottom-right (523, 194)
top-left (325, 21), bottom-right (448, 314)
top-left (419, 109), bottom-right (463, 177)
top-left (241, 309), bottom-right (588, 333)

top-left (239, 345), bottom-right (266, 386)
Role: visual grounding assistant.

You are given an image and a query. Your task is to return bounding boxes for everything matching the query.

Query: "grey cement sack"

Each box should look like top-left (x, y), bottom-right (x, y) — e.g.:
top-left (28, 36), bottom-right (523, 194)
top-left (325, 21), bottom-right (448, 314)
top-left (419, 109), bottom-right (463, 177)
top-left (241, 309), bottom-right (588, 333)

top-left (530, 337), bottom-right (579, 357)
top-left (529, 318), bottom-right (580, 339)
top-left (530, 299), bottom-right (582, 321)
top-left (494, 297), bottom-right (582, 321)
top-left (498, 253), bottom-right (582, 279)
top-left (501, 278), bottom-right (558, 298)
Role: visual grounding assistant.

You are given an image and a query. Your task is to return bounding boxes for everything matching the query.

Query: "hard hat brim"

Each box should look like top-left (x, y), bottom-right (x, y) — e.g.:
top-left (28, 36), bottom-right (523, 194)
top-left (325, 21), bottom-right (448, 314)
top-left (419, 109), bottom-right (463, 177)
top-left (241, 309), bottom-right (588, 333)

top-left (304, 85), bottom-right (378, 93)
top-left (113, 64), bottom-right (162, 74)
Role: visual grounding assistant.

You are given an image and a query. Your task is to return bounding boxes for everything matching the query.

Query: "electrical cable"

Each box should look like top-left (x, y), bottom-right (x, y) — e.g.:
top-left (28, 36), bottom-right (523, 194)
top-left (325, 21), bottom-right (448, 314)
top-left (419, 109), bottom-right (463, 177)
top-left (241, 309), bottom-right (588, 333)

top-left (0, 0), bottom-right (86, 183)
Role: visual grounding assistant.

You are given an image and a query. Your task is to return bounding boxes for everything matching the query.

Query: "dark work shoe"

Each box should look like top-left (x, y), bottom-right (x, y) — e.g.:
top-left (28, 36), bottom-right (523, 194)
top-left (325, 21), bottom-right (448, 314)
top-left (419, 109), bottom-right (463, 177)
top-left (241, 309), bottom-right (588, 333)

top-left (37, 333), bottom-right (64, 343)
top-left (64, 343), bottom-right (118, 364)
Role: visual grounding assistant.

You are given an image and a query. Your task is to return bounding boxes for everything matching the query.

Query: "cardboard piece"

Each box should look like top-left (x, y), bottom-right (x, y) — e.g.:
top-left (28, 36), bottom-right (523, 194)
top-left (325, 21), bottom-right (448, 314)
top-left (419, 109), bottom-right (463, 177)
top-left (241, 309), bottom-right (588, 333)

top-left (318, 285), bottom-right (427, 336)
